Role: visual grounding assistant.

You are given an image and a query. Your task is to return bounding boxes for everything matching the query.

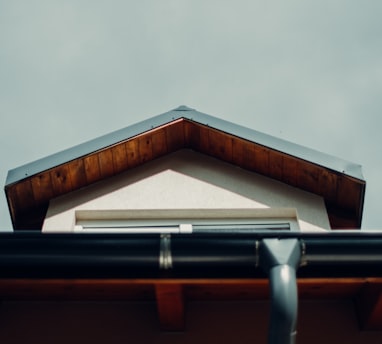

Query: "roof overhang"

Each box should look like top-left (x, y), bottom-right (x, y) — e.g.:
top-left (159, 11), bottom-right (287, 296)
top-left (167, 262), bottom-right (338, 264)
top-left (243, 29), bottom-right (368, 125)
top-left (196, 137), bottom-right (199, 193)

top-left (1, 231), bottom-right (382, 330)
top-left (5, 106), bottom-right (366, 230)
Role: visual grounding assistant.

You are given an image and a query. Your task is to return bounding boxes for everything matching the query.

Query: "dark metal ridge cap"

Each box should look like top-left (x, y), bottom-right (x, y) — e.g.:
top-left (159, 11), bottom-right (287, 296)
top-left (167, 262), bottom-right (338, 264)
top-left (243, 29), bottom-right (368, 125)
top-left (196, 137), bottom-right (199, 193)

top-left (5, 105), bottom-right (365, 186)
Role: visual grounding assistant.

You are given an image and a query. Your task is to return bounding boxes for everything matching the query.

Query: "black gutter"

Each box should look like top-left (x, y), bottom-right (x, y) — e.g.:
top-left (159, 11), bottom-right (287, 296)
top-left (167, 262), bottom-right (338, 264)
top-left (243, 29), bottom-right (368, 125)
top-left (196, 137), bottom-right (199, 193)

top-left (2, 231), bottom-right (382, 344)
top-left (1, 231), bottom-right (382, 278)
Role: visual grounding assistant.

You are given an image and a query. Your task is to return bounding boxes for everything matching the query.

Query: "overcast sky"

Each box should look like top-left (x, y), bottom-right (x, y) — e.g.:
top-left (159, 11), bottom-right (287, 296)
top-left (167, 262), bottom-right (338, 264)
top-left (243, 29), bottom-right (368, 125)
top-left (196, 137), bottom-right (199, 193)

top-left (1, 1), bottom-right (381, 230)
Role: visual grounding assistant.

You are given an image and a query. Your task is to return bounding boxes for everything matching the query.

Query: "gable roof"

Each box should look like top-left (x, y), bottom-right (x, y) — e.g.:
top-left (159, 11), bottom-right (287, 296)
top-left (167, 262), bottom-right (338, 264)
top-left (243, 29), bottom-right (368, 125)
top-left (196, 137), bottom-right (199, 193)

top-left (5, 106), bottom-right (365, 230)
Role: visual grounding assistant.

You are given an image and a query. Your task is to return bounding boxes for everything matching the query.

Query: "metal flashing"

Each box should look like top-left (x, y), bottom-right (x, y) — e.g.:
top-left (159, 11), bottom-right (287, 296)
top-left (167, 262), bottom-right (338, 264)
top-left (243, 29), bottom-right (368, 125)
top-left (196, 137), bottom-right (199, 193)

top-left (5, 106), bottom-right (364, 186)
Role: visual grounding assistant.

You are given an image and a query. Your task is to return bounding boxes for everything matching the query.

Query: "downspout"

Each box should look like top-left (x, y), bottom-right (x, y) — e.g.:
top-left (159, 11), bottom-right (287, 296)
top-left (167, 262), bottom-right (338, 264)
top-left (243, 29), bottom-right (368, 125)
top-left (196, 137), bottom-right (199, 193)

top-left (4, 232), bottom-right (382, 344)
top-left (259, 239), bottom-right (301, 344)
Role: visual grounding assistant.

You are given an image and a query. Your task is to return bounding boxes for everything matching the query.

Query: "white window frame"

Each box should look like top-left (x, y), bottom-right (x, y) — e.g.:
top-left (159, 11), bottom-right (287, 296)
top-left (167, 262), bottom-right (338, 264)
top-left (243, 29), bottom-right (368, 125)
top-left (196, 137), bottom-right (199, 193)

top-left (74, 208), bottom-right (300, 233)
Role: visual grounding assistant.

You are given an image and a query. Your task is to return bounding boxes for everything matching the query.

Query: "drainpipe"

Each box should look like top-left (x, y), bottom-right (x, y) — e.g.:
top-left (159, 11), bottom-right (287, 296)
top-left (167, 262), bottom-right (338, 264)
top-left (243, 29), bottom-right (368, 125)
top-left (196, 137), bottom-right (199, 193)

top-left (3, 232), bottom-right (382, 344)
top-left (259, 239), bottom-right (301, 344)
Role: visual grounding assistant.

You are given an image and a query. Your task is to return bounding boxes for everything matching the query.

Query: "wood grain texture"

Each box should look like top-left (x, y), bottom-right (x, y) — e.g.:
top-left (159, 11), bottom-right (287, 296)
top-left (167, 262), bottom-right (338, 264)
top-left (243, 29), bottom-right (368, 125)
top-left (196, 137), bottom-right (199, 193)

top-left (30, 173), bottom-right (54, 205)
top-left (84, 154), bottom-right (101, 184)
top-left (138, 134), bottom-right (153, 163)
top-left (68, 158), bottom-right (87, 190)
top-left (111, 142), bottom-right (128, 174)
top-left (7, 119), bottom-right (365, 230)
top-left (50, 164), bottom-right (73, 195)
top-left (337, 176), bottom-right (363, 213)
top-left (282, 154), bottom-right (298, 187)
top-left (125, 139), bottom-right (140, 168)
top-left (232, 138), bottom-right (255, 170)
top-left (207, 129), bottom-right (233, 163)
top-left (184, 121), bottom-right (201, 150)
top-left (165, 120), bottom-right (185, 151)
top-left (318, 168), bottom-right (338, 202)
top-left (197, 124), bottom-right (210, 155)
top-left (151, 127), bottom-right (168, 158)
top-left (1, 277), bottom-right (377, 330)
top-left (296, 160), bottom-right (320, 195)
top-left (98, 149), bottom-right (114, 178)
top-left (252, 144), bottom-right (269, 176)
top-left (14, 179), bottom-right (35, 209)
top-left (268, 150), bottom-right (284, 181)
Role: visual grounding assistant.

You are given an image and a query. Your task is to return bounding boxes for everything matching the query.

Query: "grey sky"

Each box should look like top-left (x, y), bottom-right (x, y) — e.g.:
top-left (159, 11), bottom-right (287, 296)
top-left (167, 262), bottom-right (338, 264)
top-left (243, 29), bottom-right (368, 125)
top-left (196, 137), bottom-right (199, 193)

top-left (1, 1), bottom-right (381, 230)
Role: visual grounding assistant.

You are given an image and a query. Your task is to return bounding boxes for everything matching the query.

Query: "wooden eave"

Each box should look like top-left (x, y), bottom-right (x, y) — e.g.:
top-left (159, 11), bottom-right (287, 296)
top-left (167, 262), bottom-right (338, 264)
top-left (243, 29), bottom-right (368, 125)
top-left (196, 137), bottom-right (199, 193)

top-left (5, 106), bottom-right (365, 230)
top-left (0, 277), bottom-right (381, 330)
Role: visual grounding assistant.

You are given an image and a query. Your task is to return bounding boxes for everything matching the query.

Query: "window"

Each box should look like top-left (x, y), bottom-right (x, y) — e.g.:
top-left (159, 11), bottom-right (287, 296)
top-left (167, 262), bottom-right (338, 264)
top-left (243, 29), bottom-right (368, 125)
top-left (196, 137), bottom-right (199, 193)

top-left (74, 208), bottom-right (299, 233)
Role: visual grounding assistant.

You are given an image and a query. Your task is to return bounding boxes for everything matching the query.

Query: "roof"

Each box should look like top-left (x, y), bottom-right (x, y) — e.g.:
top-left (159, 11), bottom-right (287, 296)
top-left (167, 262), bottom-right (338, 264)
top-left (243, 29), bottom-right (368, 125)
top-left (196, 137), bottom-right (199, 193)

top-left (5, 105), bottom-right (366, 230)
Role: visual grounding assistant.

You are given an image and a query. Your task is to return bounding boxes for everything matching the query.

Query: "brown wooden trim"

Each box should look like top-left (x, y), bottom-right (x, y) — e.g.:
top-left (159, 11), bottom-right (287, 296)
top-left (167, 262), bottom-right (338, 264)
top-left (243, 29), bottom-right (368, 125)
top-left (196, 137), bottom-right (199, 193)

top-left (111, 142), bottom-right (129, 174)
top-left (138, 134), bottom-right (153, 164)
top-left (98, 149), bottom-right (114, 178)
top-left (318, 168), bottom-right (337, 202)
top-left (282, 154), bottom-right (298, 187)
top-left (30, 172), bottom-right (54, 205)
top-left (207, 128), bottom-right (234, 163)
top-left (6, 119), bottom-right (365, 230)
top-left (84, 154), bottom-right (101, 184)
top-left (327, 205), bottom-right (359, 229)
top-left (268, 150), bottom-right (284, 180)
top-left (151, 127), bottom-right (168, 158)
top-left (232, 137), bottom-right (254, 170)
top-left (295, 159), bottom-right (320, 195)
top-left (356, 280), bottom-right (382, 330)
top-left (125, 139), bottom-right (140, 169)
top-left (337, 176), bottom-right (364, 221)
top-left (0, 277), bottom-right (372, 297)
top-left (14, 179), bottom-right (35, 210)
top-left (50, 164), bottom-right (73, 195)
top-left (155, 283), bottom-right (185, 331)
top-left (67, 158), bottom-right (88, 190)
top-left (184, 121), bottom-right (200, 149)
top-left (165, 119), bottom-right (186, 151)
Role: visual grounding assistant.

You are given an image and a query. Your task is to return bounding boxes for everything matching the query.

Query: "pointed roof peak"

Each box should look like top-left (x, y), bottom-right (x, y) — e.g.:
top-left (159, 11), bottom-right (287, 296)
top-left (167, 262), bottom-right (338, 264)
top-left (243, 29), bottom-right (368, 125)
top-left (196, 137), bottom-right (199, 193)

top-left (173, 105), bottom-right (195, 111)
top-left (5, 106), bottom-right (366, 230)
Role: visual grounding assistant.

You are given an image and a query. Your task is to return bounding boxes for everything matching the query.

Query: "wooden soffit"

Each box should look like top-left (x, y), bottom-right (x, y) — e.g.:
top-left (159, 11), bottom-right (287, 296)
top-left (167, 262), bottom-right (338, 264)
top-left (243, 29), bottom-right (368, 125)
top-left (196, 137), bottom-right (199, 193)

top-left (0, 277), bottom-right (381, 330)
top-left (5, 106), bottom-right (365, 230)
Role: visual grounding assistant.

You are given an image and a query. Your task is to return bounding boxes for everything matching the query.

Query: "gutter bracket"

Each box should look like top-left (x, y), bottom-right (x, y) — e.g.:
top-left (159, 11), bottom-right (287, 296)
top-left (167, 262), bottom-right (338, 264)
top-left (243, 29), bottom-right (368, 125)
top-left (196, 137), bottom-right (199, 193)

top-left (159, 234), bottom-right (173, 270)
top-left (259, 238), bottom-right (301, 344)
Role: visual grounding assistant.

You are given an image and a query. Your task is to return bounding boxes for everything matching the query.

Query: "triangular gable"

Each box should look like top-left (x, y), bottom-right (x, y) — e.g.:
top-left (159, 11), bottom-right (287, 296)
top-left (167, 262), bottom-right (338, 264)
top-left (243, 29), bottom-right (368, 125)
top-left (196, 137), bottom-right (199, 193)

top-left (42, 150), bottom-right (330, 232)
top-left (5, 106), bottom-right (365, 230)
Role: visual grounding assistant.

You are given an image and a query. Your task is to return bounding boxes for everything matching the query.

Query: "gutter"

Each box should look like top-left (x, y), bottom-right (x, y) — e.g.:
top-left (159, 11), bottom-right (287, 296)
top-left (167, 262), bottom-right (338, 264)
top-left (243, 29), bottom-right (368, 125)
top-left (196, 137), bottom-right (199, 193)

top-left (2, 231), bottom-right (382, 344)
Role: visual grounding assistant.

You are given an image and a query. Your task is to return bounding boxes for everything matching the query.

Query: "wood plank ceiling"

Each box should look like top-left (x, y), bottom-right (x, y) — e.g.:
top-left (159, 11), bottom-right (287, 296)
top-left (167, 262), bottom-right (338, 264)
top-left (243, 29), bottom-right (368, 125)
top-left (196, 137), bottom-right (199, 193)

top-left (6, 118), bottom-right (365, 230)
top-left (0, 277), bottom-right (381, 331)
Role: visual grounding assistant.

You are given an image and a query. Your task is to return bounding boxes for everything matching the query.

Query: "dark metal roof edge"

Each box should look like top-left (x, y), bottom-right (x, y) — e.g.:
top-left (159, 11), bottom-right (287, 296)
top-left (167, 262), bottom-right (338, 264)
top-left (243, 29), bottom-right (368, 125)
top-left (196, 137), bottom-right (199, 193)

top-left (5, 108), bottom-right (185, 186)
top-left (5, 106), bottom-right (365, 186)
top-left (357, 183), bottom-right (367, 228)
top-left (180, 109), bottom-right (365, 182)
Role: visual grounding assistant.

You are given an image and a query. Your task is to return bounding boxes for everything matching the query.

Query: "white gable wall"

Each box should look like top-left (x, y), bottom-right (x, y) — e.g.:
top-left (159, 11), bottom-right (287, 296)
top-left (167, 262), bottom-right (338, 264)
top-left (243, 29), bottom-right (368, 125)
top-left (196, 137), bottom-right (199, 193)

top-left (43, 150), bottom-right (330, 232)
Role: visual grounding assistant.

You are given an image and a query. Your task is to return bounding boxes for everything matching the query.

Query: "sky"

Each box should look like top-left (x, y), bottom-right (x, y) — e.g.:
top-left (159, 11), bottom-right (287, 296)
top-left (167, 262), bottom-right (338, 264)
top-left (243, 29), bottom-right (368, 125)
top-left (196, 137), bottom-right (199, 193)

top-left (0, 1), bottom-right (381, 230)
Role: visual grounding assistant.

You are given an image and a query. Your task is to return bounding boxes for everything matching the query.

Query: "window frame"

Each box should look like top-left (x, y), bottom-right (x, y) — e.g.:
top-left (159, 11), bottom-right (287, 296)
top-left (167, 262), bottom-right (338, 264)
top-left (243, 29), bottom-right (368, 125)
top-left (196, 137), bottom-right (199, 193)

top-left (74, 208), bottom-right (300, 233)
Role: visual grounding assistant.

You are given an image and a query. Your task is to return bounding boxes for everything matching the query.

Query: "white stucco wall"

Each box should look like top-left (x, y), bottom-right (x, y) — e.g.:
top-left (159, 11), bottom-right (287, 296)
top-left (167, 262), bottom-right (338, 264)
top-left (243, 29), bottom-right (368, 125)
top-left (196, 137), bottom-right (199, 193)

top-left (43, 150), bottom-right (331, 232)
